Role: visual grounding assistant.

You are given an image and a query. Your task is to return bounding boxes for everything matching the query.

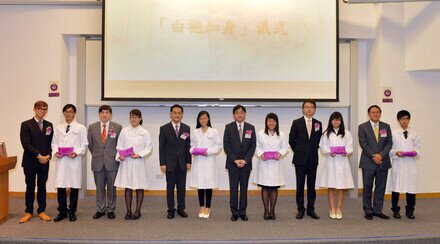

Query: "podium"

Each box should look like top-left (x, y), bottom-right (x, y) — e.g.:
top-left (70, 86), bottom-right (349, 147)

top-left (0, 156), bottom-right (17, 224)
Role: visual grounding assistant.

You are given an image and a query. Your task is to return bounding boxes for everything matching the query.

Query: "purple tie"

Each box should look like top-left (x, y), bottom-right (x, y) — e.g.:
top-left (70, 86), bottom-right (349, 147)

top-left (175, 125), bottom-right (179, 137)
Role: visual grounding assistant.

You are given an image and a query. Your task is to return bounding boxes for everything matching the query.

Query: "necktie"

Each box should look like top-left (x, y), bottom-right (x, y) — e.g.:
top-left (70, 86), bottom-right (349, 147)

top-left (306, 119), bottom-right (312, 139)
top-left (66, 124), bottom-right (70, 133)
top-left (403, 130), bottom-right (408, 139)
top-left (38, 121), bottom-right (43, 132)
top-left (374, 124), bottom-right (379, 142)
top-left (175, 125), bottom-right (179, 137)
top-left (101, 124), bottom-right (107, 145)
top-left (239, 124), bottom-right (243, 142)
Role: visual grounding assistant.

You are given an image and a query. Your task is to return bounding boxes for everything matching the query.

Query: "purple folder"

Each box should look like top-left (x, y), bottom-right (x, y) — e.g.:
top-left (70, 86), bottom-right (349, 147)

top-left (192, 148), bottom-right (208, 155)
top-left (118, 147), bottom-right (134, 157)
top-left (264, 151), bottom-right (279, 160)
top-left (330, 146), bottom-right (346, 155)
top-left (58, 147), bottom-right (74, 156)
top-left (401, 151), bottom-right (417, 157)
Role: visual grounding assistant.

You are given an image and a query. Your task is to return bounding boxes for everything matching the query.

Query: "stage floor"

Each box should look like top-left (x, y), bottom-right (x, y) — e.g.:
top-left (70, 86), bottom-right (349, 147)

top-left (1, 195), bottom-right (439, 243)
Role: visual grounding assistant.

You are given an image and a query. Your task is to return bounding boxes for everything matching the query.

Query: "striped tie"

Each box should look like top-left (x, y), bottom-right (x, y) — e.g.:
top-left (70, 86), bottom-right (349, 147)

top-left (102, 124), bottom-right (107, 145)
top-left (374, 124), bottom-right (379, 142)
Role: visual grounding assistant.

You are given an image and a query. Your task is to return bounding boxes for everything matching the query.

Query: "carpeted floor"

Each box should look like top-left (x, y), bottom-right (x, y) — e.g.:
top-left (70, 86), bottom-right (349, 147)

top-left (1, 195), bottom-right (439, 243)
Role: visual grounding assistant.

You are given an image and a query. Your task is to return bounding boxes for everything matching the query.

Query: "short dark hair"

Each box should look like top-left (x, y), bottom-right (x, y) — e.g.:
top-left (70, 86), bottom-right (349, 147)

top-left (397, 110), bottom-right (411, 120)
top-left (196, 110), bottom-right (212, 129)
top-left (130, 109), bottom-right (143, 125)
top-left (99, 105), bottom-right (112, 113)
top-left (367, 105), bottom-right (381, 113)
top-left (34, 100), bottom-right (48, 109)
top-left (302, 99), bottom-right (316, 108)
top-left (232, 104), bottom-right (246, 114)
top-left (63, 104), bottom-right (76, 113)
top-left (264, 113), bottom-right (280, 136)
top-left (170, 104), bottom-right (183, 113)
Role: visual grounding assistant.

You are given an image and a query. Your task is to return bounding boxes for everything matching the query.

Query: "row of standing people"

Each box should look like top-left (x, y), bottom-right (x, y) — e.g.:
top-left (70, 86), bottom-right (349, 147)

top-left (18, 100), bottom-right (421, 223)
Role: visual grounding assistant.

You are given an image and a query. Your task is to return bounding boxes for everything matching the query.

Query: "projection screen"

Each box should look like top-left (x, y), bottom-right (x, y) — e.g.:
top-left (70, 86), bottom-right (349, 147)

top-left (102, 0), bottom-right (338, 101)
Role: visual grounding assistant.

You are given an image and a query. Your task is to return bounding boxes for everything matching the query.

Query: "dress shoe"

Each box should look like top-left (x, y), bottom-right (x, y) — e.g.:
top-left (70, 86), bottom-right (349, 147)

top-left (240, 215), bottom-right (249, 221)
top-left (335, 210), bottom-right (342, 220)
top-left (393, 212), bottom-right (401, 219)
top-left (167, 211), bottom-right (175, 219)
top-left (54, 213), bottom-right (67, 222)
top-left (38, 212), bottom-right (51, 221)
top-left (263, 211), bottom-right (270, 220)
top-left (230, 214), bottom-right (239, 221)
top-left (199, 207), bottom-right (205, 218)
top-left (19, 213), bottom-right (32, 223)
top-left (329, 210), bottom-right (336, 219)
top-left (131, 212), bottom-right (141, 220)
top-left (125, 212), bottom-right (132, 220)
top-left (177, 210), bottom-right (188, 218)
top-left (107, 212), bottom-right (116, 219)
top-left (406, 213), bottom-right (415, 220)
top-left (296, 210), bottom-right (305, 219)
top-left (307, 211), bottom-right (320, 219)
top-left (373, 212), bottom-right (390, 219)
top-left (365, 213), bottom-right (373, 220)
top-left (68, 212), bottom-right (77, 222)
top-left (93, 212), bottom-right (105, 219)
top-left (269, 212), bottom-right (276, 220)
top-left (203, 208), bottom-right (210, 219)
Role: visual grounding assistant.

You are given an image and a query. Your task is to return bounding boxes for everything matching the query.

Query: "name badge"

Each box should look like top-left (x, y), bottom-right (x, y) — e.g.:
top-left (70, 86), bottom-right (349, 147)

top-left (45, 126), bottom-right (52, 136)
top-left (380, 129), bottom-right (387, 137)
top-left (180, 132), bottom-right (189, 140)
top-left (245, 129), bottom-right (252, 139)
top-left (109, 129), bottom-right (117, 138)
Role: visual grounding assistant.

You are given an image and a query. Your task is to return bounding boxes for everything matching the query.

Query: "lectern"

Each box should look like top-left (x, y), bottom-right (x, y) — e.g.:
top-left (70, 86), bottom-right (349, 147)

top-left (0, 156), bottom-right (17, 224)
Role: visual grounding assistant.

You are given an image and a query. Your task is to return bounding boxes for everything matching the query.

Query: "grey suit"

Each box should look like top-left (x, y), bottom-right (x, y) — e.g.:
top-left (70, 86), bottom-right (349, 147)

top-left (88, 121), bottom-right (122, 213)
top-left (358, 121), bottom-right (392, 215)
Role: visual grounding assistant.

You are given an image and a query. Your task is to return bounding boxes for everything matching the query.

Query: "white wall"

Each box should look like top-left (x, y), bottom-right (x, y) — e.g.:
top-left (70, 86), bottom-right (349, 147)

top-left (1, 1), bottom-right (440, 193)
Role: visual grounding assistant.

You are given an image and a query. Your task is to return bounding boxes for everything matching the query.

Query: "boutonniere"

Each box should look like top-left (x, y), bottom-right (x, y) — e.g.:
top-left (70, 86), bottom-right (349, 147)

top-left (109, 128), bottom-right (117, 138)
top-left (380, 129), bottom-right (387, 137)
top-left (180, 132), bottom-right (189, 140)
top-left (245, 129), bottom-right (252, 139)
top-left (314, 123), bottom-right (320, 131)
top-left (45, 126), bottom-right (52, 135)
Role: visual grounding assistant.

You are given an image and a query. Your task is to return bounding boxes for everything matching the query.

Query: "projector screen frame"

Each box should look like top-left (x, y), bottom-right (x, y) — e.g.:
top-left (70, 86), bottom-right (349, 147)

top-left (101, 0), bottom-right (340, 102)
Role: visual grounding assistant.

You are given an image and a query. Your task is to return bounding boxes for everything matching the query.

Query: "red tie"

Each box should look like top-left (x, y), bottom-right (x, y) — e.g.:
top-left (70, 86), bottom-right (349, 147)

top-left (102, 124), bottom-right (107, 145)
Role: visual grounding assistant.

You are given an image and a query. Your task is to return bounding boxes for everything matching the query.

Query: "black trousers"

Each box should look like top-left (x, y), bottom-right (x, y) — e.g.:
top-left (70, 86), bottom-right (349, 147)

top-left (294, 164), bottom-right (317, 212)
top-left (228, 169), bottom-right (251, 216)
top-left (23, 164), bottom-right (49, 214)
top-left (57, 188), bottom-right (79, 215)
top-left (165, 169), bottom-right (187, 212)
top-left (391, 191), bottom-right (416, 214)
top-left (362, 168), bottom-right (388, 215)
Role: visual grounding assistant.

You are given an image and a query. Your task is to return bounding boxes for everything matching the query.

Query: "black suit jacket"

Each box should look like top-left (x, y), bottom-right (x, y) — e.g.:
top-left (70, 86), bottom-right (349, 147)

top-left (223, 121), bottom-right (256, 171)
top-left (159, 122), bottom-right (192, 172)
top-left (20, 118), bottom-right (53, 168)
top-left (289, 117), bottom-right (322, 167)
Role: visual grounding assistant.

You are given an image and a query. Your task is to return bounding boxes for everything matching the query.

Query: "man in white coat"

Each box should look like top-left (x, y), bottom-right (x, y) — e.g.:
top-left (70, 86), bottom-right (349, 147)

top-left (390, 110), bottom-right (421, 220)
top-left (52, 104), bottom-right (88, 222)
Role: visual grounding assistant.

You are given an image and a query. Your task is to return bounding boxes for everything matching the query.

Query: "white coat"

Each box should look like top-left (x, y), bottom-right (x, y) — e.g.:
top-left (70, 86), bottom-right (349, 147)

top-left (114, 125), bottom-right (152, 190)
top-left (390, 127), bottom-right (421, 194)
top-left (52, 121), bottom-right (88, 188)
top-left (253, 130), bottom-right (289, 187)
top-left (319, 129), bottom-right (354, 189)
top-left (189, 127), bottom-right (222, 189)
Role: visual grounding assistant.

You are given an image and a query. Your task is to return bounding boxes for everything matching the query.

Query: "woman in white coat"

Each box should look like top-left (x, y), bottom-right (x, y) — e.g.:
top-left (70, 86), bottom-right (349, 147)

top-left (189, 111), bottom-right (222, 219)
top-left (52, 104), bottom-right (88, 222)
top-left (319, 112), bottom-right (354, 220)
top-left (254, 113), bottom-right (289, 220)
top-left (114, 109), bottom-right (152, 220)
top-left (390, 110), bottom-right (421, 220)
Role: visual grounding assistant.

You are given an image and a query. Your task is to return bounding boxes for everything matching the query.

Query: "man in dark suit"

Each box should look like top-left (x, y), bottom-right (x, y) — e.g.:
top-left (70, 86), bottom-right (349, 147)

top-left (159, 104), bottom-right (192, 219)
top-left (88, 105), bottom-right (122, 219)
top-left (289, 99), bottom-right (322, 220)
top-left (19, 101), bottom-right (53, 223)
top-left (223, 105), bottom-right (256, 221)
top-left (358, 105), bottom-right (392, 220)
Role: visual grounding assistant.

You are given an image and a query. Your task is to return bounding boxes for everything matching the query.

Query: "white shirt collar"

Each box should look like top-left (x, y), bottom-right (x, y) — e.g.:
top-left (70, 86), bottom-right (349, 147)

top-left (171, 121), bottom-right (181, 129)
top-left (100, 121), bottom-right (111, 128)
top-left (236, 121), bottom-right (244, 129)
top-left (370, 120), bottom-right (379, 128)
top-left (34, 117), bottom-right (44, 123)
top-left (304, 116), bottom-right (313, 122)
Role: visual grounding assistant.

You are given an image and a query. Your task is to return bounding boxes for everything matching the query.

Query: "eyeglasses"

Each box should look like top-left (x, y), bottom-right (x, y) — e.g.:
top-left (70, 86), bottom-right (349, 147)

top-left (303, 106), bottom-right (315, 109)
top-left (129, 116), bottom-right (141, 119)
